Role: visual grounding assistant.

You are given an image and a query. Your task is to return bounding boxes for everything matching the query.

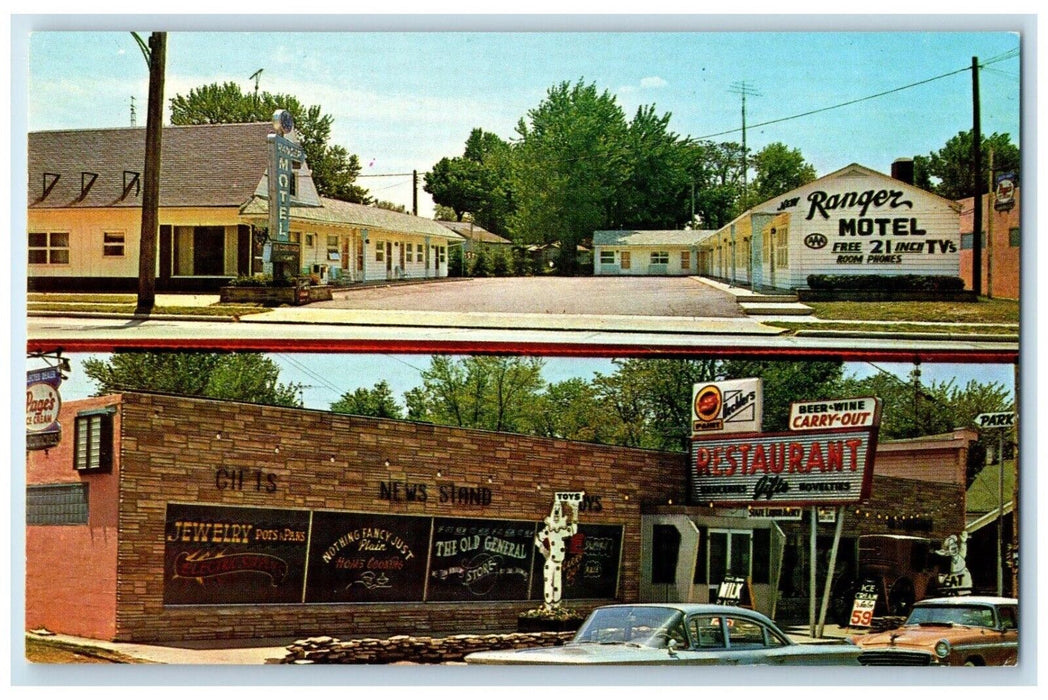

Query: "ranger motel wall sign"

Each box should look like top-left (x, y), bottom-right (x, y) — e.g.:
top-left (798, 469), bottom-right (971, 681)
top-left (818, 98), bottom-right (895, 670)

top-left (690, 427), bottom-right (878, 506)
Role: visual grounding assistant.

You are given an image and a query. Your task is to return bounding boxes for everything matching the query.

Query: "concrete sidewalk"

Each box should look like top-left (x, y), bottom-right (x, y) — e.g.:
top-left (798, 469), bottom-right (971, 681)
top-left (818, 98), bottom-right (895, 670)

top-left (25, 623), bottom-right (855, 665)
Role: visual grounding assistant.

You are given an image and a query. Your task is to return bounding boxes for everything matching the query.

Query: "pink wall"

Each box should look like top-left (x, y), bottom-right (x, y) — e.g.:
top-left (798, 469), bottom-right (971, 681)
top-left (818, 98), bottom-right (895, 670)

top-left (26, 395), bottom-right (122, 639)
top-left (958, 189), bottom-right (1021, 299)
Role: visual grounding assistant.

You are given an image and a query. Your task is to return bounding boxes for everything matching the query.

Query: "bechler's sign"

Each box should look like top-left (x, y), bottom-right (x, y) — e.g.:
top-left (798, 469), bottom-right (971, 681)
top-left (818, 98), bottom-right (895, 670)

top-left (691, 428), bottom-right (877, 506)
top-left (788, 397), bottom-right (881, 431)
top-left (692, 378), bottom-right (762, 435)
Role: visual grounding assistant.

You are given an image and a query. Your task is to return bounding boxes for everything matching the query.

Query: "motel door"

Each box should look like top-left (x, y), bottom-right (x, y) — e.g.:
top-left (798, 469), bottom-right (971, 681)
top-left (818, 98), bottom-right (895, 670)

top-left (620, 251), bottom-right (631, 271)
top-left (707, 529), bottom-right (752, 601)
top-left (386, 242), bottom-right (393, 278)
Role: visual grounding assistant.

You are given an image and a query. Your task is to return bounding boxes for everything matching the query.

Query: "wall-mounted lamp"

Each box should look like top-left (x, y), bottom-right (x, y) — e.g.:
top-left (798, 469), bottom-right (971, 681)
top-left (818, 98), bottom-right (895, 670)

top-left (274, 446), bottom-right (280, 454)
top-left (436, 470), bottom-right (442, 478)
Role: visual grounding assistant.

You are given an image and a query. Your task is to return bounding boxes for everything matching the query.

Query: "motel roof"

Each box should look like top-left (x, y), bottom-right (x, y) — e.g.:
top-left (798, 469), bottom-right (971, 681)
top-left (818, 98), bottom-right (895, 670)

top-left (592, 229), bottom-right (717, 247)
top-left (28, 122), bottom-right (279, 209)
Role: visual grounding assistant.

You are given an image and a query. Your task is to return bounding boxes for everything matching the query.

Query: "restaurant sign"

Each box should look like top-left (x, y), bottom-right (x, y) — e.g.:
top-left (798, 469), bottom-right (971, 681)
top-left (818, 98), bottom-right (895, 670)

top-left (691, 428), bottom-right (878, 506)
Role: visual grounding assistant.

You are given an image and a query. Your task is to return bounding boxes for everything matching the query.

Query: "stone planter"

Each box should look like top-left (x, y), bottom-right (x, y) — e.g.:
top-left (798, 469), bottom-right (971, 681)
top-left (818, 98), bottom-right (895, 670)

top-left (220, 284), bottom-right (333, 306)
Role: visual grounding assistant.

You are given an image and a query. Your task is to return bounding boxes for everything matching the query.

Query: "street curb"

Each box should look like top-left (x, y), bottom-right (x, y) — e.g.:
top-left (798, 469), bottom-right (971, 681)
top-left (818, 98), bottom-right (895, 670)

top-left (28, 311), bottom-right (239, 323)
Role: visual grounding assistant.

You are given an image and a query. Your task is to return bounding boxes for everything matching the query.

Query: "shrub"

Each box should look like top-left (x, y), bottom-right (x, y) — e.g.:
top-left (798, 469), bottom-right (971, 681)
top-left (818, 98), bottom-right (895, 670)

top-left (806, 274), bottom-right (965, 292)
top-left (225, 274), bottom-right (300, 288)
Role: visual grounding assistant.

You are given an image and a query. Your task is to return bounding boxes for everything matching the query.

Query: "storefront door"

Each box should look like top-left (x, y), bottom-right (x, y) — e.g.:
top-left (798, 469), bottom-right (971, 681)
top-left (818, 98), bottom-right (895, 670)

top-left (707, 529), bottom-right (752, 600)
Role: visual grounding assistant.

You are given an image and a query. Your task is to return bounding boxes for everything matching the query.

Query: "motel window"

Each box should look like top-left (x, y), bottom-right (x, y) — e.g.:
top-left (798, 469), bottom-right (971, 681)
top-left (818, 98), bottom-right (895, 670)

top-left (327, 235), bottom-right (339, 254)
top-left (357, 239), bottom-right (364, 271)
top-left (416, 245), bottom-right (424, 263)
top-left (1009, 227), bottom-right (1020, 248)
top-left (405, 243), bottom-right (413, 260)
top-left (103, 231), bottom-right (125, 257)
top-left (376, 242), bottom-right (385, 262)
top-left (26, 484), bottom-right (89, 526)
top-left (439, 246), bottom-right (447, 264)
top-left (681, 251), bottom-right (691, 269)
top-left (774, 227), bottom-right (789, 268)
top-left (651, 251), bottom-right (669, 265)
top-left (290, 231), bottom-right (301, 244)
top-left (600, 250), bottom-right (615, 265)
top-left (304, 233), bottom-right (315, 248)
top-left (74, 409), bottom-right (114, 474)
top-left (28, 231), bottom-right (70, 265)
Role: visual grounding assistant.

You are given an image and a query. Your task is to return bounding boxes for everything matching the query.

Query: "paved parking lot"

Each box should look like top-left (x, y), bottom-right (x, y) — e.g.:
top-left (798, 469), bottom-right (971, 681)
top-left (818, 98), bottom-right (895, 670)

top-left (318, 277), bottom-right (746, 318)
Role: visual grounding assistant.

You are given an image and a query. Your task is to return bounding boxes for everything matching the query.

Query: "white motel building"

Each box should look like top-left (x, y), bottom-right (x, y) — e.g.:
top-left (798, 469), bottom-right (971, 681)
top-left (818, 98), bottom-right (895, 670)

top-left (27, 123), bottom-right (463, 292)
top-left (593, 163), bottom-right (962, 292)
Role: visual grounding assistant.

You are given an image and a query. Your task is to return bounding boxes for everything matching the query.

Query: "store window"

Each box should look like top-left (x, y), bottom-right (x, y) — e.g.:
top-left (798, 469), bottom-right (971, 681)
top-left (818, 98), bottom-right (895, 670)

top-left (103, 231), bottom-right (125, 257)
top-left (27, 484), bottom-right (89, 525)
top-left (961, 232), bottom-right (986, 250)
top-left (74, 409), bottom-right (114, 473)
top-left (28, 231), bottom-right (70, 265)
top-left (1009, 227), bottom-right (1020, 247)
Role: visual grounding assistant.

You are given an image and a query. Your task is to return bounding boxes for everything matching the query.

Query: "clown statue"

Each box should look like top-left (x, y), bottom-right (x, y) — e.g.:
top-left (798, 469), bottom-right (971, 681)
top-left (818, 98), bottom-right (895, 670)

top-left (935, 531), bottom-right (972, 594)
top-left (535, 492), bottom-right (583, 610)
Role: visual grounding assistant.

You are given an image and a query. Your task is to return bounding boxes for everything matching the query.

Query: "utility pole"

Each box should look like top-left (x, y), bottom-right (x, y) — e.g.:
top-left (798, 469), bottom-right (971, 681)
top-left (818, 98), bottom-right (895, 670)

top-left (986, 148), bottom-right (995, 299)
top-left (134, 32), bottom-right (166, 315)
top-left (130, 96), bottom-right (137, 127)
top-left (412, 170), bottom-right (418, 216)
top-left (729, 81), bottom-right (760, 207)
top-left (971, 56), bottom-right (983, 297)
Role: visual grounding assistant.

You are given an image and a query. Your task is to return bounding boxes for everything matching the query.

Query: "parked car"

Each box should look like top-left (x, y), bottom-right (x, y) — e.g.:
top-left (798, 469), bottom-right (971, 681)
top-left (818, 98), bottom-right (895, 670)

top-left (465, 604), bottom-right (860, 665)
top-left (853, 596), bottom-right (1018, 666)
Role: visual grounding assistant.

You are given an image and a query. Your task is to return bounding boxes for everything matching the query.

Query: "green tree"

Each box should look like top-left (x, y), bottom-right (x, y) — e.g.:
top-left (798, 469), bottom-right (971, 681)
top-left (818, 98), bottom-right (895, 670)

top-left (742, 142), bottom-right (817, 210)
top-left (837, 367), bottom-right (1013, 485)
top-left (683, 140), bottom-right (745, 228)
top-left (913, 130), bottom-right (1021, 200)
top-left (525, 378), bottom-right (608, 443)
top-left (509, 80), bottom-right (631, 274)
top-left (405, 356), bottom-right (546, 433)
top-left (610, 104), bottom-right (694, 230)
top-left (719, 359), bottom-right (844, 431)
top-left (424, 129), bottom-right (515, 236)
top-left (330, 380), bottom-right (404, 419)
top-left (372, 200), bottom-right (407, 213)
top-left (593, 359), bottom-right (722, 450)
top-left (169, 82), bottom-right (370, 203)
top-left (82, 352), bottom-right (302, 406)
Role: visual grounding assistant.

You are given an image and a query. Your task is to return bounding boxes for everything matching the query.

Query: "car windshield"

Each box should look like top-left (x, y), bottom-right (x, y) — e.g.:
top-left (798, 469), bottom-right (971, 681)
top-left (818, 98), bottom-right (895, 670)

top-left (906, 604), bottom-right (996, 628)
top-left (572, 606), bottom-right (686, 648)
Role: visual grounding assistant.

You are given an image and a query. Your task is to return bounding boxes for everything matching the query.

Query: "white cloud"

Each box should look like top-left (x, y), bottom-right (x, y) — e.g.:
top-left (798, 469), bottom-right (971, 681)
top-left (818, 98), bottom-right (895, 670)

top-left (639, 76), bottom-right (668, 89)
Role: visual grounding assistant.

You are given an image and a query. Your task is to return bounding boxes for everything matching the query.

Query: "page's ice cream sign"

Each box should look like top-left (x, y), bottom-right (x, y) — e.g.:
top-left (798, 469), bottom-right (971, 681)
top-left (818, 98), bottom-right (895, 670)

top-left (690, 428), bottom-right (878, 506)
top-left (26, 367), bottom-right (63, 451)
top-left (691, 378), bottom-right (762, 436)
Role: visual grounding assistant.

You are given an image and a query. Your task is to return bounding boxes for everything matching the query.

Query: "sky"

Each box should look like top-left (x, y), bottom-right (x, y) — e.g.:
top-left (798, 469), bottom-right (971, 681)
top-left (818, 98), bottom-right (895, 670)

top-left (19, 19), bottom-right (1023, 218)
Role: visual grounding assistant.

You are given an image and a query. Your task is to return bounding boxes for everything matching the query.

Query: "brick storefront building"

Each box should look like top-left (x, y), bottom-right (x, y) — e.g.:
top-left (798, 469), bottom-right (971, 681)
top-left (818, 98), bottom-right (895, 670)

top-left (959, 187), bottom-right (1021, 300)
top-left (27, 393), bottom-right (972, 642)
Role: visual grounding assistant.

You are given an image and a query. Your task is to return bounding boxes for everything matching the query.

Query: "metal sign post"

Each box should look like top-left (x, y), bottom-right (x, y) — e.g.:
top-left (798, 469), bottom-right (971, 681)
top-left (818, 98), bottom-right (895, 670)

top-left (974, 411), bottom-right (1016, 597)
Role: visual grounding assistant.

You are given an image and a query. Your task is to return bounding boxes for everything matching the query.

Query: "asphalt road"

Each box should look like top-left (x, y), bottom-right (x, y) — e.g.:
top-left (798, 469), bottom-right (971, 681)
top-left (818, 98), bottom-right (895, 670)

top-left (316, 277), bottom-right (748, 318)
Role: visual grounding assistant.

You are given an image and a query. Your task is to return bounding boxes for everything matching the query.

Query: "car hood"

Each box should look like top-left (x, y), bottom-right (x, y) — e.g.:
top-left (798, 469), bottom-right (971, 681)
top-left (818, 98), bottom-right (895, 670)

top-left (856, 625), bottom-right (991, 649)
top-left (466, 643), bottom-right (678, 665)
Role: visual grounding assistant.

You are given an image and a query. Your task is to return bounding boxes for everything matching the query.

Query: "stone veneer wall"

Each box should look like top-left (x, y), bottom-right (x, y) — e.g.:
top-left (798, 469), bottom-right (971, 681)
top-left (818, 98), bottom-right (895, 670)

top-left (113, 392), bottom-right (689, 643)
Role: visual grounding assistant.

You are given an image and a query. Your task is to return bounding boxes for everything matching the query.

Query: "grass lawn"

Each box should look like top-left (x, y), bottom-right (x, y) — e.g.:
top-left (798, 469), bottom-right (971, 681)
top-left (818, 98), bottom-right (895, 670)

top-left (27, 300), bottom-right (269, 317)
top-left (770, 321), bottom-right (1019, 336)
top-left (25, 635), bottom-right (148, 664)
top-left (805, 298), bottom-right (1019, 324)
